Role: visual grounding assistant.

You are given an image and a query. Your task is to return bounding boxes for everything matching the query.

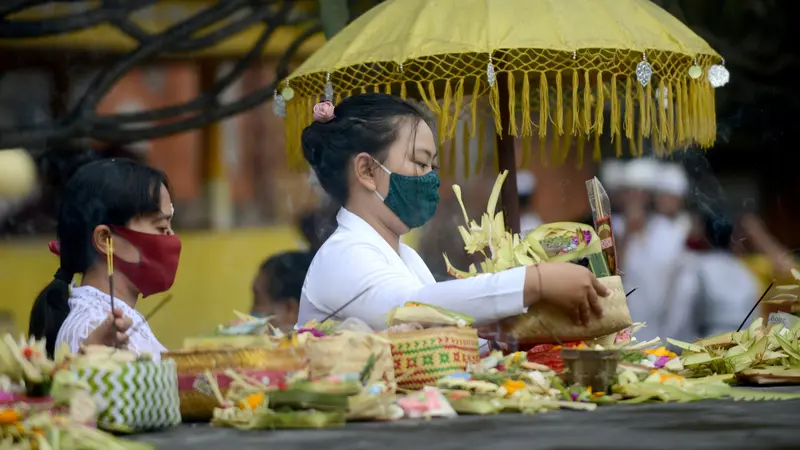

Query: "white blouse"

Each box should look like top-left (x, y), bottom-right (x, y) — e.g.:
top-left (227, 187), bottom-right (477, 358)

top-left (662, 251), bottom-right (758, 342)
top-left (298, 208), bottom-right (528, 332)
top-left (55, 285), bottom-right (166, 359)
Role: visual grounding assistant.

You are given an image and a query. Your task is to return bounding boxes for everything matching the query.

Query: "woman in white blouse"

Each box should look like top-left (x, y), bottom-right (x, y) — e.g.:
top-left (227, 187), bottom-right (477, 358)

top-left (29, 159), bottom-right (181, 358)
top-left (298, 94), bottom-right (609, 332)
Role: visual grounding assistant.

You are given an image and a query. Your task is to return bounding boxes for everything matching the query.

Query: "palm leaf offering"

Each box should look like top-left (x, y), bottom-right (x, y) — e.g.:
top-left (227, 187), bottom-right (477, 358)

top-left (444, 171), bottom-right (611, 278)
top-left (671, 317), bottom-right (800, 382)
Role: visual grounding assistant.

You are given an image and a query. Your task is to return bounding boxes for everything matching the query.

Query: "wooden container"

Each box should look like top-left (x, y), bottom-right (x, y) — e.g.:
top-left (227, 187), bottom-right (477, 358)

top-left (561, 348), bottom-right (620, 393)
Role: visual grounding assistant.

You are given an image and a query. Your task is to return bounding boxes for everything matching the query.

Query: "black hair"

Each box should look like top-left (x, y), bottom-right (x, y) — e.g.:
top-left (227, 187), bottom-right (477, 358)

top-left (28, 158), bottom-right (169, 357)
top-left (301, 93), bottom-right (432, 205)
top-left (257, 251), bottom-right (314, 304)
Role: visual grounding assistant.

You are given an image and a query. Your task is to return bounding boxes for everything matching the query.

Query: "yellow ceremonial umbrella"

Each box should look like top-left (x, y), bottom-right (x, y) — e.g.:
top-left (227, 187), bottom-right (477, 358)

top-left (281, 0), bottom-right (727, 232)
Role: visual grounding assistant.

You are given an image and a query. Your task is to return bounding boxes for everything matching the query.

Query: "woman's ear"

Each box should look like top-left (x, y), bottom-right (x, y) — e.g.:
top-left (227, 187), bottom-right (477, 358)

top-left (91, 225), bottom-right (112, 256)
top-left (352, 152), bottom-right (378, 191)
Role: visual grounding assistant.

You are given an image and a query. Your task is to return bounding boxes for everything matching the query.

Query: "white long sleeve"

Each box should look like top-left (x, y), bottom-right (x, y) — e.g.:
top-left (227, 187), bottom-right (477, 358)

top-left (298, 208), bottom-right (527, 330)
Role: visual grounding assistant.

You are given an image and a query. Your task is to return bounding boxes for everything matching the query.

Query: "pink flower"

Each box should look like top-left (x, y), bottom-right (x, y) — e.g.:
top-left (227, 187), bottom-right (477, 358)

top-left (312, 101), bottom-right (335, 123)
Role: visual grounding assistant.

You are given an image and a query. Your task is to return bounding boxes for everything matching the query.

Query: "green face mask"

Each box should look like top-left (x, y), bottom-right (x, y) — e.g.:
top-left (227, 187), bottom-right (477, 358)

top-left (373, 159), bottom-right (440, 229)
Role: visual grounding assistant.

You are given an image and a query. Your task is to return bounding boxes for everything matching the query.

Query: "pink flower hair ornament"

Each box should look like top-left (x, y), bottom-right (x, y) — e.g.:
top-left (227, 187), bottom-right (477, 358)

top-left (312, 101), bottom-right (335, 123)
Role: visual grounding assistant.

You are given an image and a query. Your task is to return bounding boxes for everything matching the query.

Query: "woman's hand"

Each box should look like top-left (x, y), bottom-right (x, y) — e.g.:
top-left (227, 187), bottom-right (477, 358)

top-left (82, 308), bottom-right (132, 349)
top-left (524, 263), bottom-right (609, 326)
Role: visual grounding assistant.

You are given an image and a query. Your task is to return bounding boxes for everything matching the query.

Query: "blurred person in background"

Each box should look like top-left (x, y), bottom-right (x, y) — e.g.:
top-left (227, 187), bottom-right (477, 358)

top-left (29, 158), bottom-right (179, 358)
top-left (617, 158), bottom-right (674, 340)
top-left (662, 210), bottom-right (758, 342)
top-left (652, 162), bottom-right (691, 233)
top-left (251, 251), bottom-right (314, 332)
top-left (517, 170), bottom-right (542, 233)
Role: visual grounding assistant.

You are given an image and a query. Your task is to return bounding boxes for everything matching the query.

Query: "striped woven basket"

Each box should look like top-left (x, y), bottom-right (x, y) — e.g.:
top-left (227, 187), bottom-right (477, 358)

top-left (389, 327), bottom-right (479, 390)
top-left (75, 359), bottom-right (181, 433)
top-left (165, 346), bottom-right (306, 421)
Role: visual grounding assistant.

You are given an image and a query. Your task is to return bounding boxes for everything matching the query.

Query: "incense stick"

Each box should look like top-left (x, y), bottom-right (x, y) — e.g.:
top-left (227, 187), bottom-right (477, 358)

top-left (105, 236), bottom-right (119, 349)
top-left (736, 281), bottom-right (774, 332)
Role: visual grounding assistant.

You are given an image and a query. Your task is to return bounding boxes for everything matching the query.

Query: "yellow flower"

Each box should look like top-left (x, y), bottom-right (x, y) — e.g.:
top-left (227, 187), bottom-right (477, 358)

top-left (644, 347), bottom-right (677, 359)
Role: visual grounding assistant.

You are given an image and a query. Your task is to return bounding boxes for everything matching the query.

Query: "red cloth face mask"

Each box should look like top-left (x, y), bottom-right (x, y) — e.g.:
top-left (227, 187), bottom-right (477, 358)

top-left (109, 226), bottom-right (182, 297)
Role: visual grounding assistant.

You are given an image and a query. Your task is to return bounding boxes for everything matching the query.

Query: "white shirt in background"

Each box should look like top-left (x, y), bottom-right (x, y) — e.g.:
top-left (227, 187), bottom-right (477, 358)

top-left (56, 285), bottom-right (166, 359)
top-left (622, 213), bottom-right (691, 341)
top-left (663, 251), bottom-right (758, 342)
top-left (298, 208), bottom-right (529, 354)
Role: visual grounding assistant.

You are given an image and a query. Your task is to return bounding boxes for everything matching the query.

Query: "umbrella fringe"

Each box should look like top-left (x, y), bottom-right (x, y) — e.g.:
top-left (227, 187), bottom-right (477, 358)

top-left (284, 68), bottom-right (717, 173)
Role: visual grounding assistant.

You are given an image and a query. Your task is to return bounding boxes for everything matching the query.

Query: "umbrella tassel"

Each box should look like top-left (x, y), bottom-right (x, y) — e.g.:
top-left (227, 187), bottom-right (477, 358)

top-left (637, 83), bottom-right (646, 150)
top-left (680, 78), bottom-right (690, 146)
top-left (489, 77), bottom-right (502, 135)
top-left (666, 82), bottom-right (675, 150)
top-left (583, 71), bottom-right (592, 138)
top-left (571, 69), bottom-right (580, 136)
top-left (538, 72), bottom-right (549, 139)
top-left (624, 76), bottom-right (634, 142)
top-left (415, 81), bottom-right (436, 115)
top-left (657, 80), bottom-right (668, 146)
top-left (400, 81), bottom-right (407, 100)
top-left (593, 71), bottom-right (604, 162)
top-left (452, 78), bottom-right (465, 138)
top-left (440, 79), bottom-right (453, 143)
top-left (521, 72), bottom-right (532, 138)
top-left (610, 74), bottom-right (621, 157)
top-left (555, 71), bottom-right (563, 136)
top-left (428, 81), bottom-right (442, 116)
top-left (507, 72), bottom-right (518, 137)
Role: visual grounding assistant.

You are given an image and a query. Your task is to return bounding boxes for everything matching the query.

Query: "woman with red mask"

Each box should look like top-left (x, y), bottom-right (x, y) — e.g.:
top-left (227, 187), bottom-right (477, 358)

top-left (28, 158), bottom-right (181, 358)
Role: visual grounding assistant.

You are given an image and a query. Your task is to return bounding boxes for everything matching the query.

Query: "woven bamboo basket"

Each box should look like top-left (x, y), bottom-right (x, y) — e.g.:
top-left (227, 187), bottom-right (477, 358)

top-left (306, 331), bottom-right (394, 384)
top-left (164, 346), bottom-right (306, 421)
top-left (487, 276), bottom-right (631, 344)
top-left (389, 327), bottom-right (480, 390)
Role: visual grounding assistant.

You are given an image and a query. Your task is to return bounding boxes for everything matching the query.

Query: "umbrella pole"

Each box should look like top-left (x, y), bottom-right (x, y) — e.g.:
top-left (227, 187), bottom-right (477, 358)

top-left (495, 75), bottom-right (521, 235)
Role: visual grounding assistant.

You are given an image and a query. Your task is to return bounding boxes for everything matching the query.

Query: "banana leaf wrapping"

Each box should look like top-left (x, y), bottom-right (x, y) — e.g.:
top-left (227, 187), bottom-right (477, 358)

top-left (481, 276), bottom-right (631, 345)
top-left (527, 222), bottom-right (611, 277)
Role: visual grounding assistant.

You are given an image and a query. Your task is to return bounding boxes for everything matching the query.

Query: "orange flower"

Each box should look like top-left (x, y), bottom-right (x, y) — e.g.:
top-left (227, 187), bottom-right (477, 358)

top-left (0, 409), bottom-right (20, 425)
top-left (238, 392), bottom-right (265, 410)
top-left (502, 380), bottom-right (527, 397)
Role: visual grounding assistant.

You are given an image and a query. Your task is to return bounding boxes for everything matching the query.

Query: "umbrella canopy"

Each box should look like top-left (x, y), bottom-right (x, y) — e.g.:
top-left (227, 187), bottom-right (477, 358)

top-left (282, 0), bottom-right (724, 170)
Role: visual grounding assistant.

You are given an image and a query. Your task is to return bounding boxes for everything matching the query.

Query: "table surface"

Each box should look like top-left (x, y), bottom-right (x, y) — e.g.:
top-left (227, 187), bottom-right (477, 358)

top-left (131, 387), bottom-right (800, 450)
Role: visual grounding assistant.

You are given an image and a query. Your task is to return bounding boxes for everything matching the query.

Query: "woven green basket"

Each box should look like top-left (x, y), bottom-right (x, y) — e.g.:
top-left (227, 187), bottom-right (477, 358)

top-left (76, 359), bottom-right (181, 433)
